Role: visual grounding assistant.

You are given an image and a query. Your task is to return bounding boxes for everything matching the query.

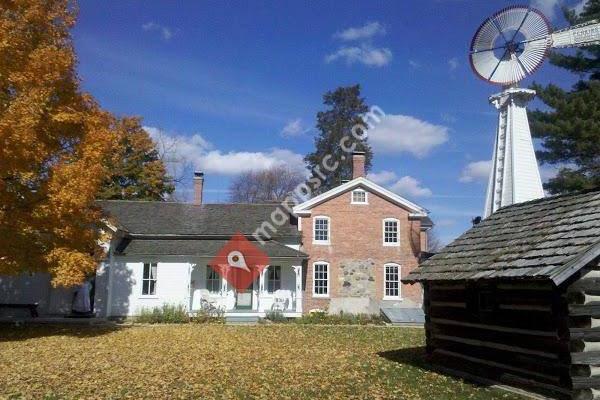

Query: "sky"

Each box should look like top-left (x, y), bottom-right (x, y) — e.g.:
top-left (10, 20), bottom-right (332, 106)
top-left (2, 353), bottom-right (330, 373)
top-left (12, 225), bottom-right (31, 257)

top-left (73, 0), bottom-right (585, 244)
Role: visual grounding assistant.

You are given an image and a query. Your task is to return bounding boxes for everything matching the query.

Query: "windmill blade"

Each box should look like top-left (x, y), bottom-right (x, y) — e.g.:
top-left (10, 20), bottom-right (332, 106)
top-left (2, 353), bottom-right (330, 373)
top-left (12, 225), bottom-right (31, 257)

top-left (469, 6), bottom-right (552, 85)
top-left (551, 20), bottom-right (600, 48)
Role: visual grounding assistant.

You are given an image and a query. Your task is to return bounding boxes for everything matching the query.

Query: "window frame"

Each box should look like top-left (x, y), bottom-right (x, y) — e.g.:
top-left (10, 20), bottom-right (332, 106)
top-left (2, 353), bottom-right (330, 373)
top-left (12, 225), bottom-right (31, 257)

top-left (267, 265), bottom-right (282, 293)
top-left (141, 262), bottom-right (158, 296)
top-left (382, 218), bottom-right (400, 247)
top-left (313, 216), bottom-right (331, 245)
top-left (350, 189), bottom-right (368, 204)
top-left (312, 262), bottom-right (330, 298)
top-left (383, 263), bottom-right (402, 300)
top-left (206, 266), bottom-right (221, 294)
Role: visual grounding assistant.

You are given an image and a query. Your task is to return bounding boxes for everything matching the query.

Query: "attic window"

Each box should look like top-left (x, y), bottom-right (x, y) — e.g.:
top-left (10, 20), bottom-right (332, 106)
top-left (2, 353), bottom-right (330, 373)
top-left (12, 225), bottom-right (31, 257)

top-left (351, 189), bottom-right (368, 204)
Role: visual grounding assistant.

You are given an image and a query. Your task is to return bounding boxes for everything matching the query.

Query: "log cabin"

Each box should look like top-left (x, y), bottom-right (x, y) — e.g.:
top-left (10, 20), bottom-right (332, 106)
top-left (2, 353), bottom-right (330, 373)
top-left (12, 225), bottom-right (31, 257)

top-left (405, 189), bottom-right (600, 400)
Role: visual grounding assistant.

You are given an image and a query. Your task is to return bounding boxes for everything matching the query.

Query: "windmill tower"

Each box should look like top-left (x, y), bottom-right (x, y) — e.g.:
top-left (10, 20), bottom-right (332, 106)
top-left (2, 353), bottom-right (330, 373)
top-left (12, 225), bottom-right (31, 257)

top-left (469, 6), bottom-right (600, 217)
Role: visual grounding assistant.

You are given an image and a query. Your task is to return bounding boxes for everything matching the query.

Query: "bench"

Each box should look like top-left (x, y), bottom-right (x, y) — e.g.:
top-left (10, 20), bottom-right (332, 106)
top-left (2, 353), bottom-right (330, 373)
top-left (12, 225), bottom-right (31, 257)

top-left (0, 303), bottom-right (39, 318)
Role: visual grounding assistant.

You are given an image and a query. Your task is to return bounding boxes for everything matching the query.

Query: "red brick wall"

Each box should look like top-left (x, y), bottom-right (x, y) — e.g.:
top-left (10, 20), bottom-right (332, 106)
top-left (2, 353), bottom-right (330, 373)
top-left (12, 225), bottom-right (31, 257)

top-left (300, 188), bottom-right (425, 313)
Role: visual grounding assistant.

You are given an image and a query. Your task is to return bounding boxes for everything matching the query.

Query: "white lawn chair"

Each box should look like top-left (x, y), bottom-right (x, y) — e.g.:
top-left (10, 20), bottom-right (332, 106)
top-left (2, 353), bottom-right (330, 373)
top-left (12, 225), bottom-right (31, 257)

top-left (271, 289), bottom-right (290, 311)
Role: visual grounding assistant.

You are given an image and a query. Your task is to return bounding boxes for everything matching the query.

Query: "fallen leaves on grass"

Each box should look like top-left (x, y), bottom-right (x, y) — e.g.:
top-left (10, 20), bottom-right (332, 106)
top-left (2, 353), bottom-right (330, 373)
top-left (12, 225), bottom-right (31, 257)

top-left (0, 325), bottom-right (523, 399)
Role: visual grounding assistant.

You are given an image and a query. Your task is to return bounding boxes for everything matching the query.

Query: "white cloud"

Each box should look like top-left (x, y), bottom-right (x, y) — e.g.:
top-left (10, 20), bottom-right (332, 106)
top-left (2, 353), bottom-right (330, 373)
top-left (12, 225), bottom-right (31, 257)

top-left (334, 22), bottom-right (386, 41)
top-left (367, 170), bottom-right (397, 185)
top-left (531, 0), bottom-right (561, 20)
top-left (448, 57), bottom-right (459, 71)
top-left (459, 160), bottom-right (492, 183)
top-left (142, 22), bottom-right (174, 40)
top-left (325, 45), bottom-right (392, 67)
top-left (367, 170), bottom-right (432, 198)
top-left (440, 113), bottom-right (457, 123)
top-left (281, 118), bottom-right (309, 137)
top-left (367, 114), bottom-right (449, 158)
top-left (539, 164), bottom-right (560, 182)
top-left (574, 0), bottom-right (587, 14)
top-left (408, 59), bottom-right (420, 69)
top-left (144, 126), bottom-right (306, 176)
top-left (389, 176), bottom-right (433, 198)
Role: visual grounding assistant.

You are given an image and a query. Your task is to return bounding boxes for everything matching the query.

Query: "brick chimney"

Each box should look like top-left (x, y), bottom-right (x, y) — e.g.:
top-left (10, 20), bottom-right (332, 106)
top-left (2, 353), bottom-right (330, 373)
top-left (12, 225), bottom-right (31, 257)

top-left (193, 171), bottom-right (204, 205)
top-left (352, 151), bottom-right (366, 179)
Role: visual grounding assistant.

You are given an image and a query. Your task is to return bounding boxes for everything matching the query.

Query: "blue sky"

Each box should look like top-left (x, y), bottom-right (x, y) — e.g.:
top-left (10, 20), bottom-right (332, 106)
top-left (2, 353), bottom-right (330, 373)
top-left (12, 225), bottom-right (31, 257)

top-left (73, 0), bottom-right (584, 244)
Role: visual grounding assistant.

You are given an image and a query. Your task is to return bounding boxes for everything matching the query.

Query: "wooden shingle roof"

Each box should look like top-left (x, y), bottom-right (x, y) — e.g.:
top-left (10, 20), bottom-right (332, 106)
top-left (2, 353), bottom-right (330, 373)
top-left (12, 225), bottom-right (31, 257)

top-left (406, 189), bottom-right (600, 285)
top-left (97, 200), bottom-right (300, 239)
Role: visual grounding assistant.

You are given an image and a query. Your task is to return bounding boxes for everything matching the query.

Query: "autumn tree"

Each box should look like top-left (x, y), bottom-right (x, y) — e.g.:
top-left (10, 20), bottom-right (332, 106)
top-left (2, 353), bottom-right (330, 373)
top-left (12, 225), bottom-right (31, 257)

top-left (229, 165), bottom-right (305, 203)
top-left (304, 85), bottom-right (374, 193)
top-left (99, 117), bottom-right (175, 201)
top-left (528, 0), bottom-right (600, 193)
top-left (0, 0), bottom-right (118, 286)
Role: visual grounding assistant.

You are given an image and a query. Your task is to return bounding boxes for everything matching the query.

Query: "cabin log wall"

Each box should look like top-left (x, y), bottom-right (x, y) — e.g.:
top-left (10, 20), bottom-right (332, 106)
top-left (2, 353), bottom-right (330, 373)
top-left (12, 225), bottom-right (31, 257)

top-left (567, 265), bottom-right (600, 400)
top-left (425, 280), bottom-right (573, 399)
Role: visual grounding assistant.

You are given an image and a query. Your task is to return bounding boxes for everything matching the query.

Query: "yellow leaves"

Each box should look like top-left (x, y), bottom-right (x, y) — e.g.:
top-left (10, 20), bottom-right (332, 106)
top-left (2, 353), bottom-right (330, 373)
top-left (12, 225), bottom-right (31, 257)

top-left (0, 325), bottom-right (524, 400)
top-left (45, 247), bottom-right (98, 287)
top-left (0, 0), bottom-right (118, 287)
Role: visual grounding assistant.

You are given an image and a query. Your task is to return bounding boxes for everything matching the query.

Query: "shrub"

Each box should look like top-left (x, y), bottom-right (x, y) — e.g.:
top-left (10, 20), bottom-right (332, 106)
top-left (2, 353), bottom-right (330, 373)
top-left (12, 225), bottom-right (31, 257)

top-left (136, 303), bottom-right (189, 324)
top-left (190, 307), bottom-right (225, 324)
top-left (294, 311), bottom-right (384, 325)
top-left (264, 310), bottom-right (287, 323)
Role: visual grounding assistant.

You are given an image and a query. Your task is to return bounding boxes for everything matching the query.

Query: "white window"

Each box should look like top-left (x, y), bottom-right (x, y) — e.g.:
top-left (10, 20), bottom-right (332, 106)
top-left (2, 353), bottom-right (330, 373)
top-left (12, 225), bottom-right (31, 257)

top-left (384, 263), bottom-right (401, 299)
top-left (142, 262), bottom-right (157, 295)
top-left (313, 216), bottom-right (330, 245)
top-left (313, 262), bottom-right (329, 297)
top-left (351, 189), bottom-right (368, 204)
top-left (383, 218), bottom-right (400, 246)
top-left (267, 265), bottom-right (281, 293)
top-left (206, 266), bottom-right (221, 293)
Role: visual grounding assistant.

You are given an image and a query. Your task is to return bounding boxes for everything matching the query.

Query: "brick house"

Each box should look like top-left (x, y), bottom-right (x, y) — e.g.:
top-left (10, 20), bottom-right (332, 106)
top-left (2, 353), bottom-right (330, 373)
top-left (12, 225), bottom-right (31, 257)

top-left (294, 152), bottom-right (432, 316)
top-left (0, 153), bottom-right (432, 321)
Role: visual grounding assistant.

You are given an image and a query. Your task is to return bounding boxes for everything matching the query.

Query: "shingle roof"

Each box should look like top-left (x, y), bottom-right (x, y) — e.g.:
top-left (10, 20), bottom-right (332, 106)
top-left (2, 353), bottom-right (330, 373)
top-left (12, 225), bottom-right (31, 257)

top-left (119, 239), bottom-right (307, 259)
top-left (97, 200), bottom-right (300, 239)
top-left (405, 189), bottom-right (600, 284)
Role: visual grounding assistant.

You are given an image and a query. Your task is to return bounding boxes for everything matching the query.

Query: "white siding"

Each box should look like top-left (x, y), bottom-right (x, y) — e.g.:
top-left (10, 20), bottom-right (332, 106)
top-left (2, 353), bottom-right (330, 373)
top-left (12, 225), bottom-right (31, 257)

top-left (106, 260), bottom-right (191, 317)
top-left (0, 273), bottom-right (75, 316)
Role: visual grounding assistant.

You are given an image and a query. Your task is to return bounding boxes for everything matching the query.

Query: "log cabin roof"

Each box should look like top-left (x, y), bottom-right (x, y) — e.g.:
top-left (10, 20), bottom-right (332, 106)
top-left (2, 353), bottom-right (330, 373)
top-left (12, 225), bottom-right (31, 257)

top-left (406, 189), bottom-right (600, 285)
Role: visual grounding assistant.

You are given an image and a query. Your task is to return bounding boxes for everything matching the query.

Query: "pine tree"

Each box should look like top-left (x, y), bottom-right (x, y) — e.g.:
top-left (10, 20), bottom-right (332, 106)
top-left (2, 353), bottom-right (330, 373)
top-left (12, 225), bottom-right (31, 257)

top-left (528, 0), bottom-right (600, 193)
top-left (99, 117), bottom-right (175, 201)
top-left (304, 85), bottom-right (373, 193)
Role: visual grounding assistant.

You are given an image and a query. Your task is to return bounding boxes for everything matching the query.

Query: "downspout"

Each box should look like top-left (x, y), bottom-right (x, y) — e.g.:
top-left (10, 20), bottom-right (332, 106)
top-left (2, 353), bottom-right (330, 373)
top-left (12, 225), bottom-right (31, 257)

top-left (106, 246), bottom-right (114, 318)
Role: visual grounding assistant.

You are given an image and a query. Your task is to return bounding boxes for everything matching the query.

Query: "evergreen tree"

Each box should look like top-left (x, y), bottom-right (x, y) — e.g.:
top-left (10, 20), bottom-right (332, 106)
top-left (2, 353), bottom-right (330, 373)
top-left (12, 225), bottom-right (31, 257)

top-left (528, 0), bottom-right (600, 193)
top-left (304, 85), bottom-right (373, 193)
top-left (99, 117), bottom-right (175, 201)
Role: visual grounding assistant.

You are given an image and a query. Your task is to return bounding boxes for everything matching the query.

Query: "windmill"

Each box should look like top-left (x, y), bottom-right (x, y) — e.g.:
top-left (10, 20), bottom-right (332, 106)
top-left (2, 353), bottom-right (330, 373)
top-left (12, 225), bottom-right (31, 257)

top-left (469, 5), bottom-right (600, 218)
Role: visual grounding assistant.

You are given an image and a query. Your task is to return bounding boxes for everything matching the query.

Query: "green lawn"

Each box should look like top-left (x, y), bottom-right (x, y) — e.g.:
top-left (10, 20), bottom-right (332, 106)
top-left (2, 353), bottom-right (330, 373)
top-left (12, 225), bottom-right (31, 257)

top-left (0, 324), bottom-right (523, 399)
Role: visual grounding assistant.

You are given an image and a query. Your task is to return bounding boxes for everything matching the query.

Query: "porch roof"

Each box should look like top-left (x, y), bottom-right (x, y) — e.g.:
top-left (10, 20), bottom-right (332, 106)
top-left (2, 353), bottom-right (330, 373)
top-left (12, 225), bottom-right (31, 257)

top-left (116, 238), bottom-right (308, 259)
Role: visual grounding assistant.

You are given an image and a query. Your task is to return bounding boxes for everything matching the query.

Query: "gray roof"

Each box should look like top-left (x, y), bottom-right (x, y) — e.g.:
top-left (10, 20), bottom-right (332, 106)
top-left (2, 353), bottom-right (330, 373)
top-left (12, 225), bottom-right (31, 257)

top-left (406, 190), bottom-right (600, 285)
top-left (119, 239), bottom-right (307, 259)
top-left (98, 200), bottom-right (300, 239)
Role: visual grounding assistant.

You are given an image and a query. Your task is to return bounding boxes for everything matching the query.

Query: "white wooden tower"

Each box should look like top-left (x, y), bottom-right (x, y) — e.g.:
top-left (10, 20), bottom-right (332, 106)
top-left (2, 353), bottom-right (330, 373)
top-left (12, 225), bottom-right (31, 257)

top-left (469, 6), bottom-right (600, 217)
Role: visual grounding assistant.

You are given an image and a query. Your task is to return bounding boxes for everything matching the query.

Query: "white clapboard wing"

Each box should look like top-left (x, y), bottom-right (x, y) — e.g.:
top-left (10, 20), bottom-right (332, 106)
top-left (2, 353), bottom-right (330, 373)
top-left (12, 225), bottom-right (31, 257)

top-left (551, 20), bottom-right (600, 48)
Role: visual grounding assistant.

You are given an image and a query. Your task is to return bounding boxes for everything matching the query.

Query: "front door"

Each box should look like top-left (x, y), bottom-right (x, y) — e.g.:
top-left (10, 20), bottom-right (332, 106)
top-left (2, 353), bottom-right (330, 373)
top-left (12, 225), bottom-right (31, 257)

top-left (235, 289), bottom-right (252, 309)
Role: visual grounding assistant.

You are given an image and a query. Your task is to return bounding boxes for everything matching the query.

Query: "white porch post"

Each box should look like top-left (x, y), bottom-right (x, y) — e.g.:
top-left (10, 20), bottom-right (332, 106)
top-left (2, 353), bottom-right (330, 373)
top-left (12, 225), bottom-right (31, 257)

top-left (258, 267), bottom-right (266, 312)
top-left (293, 265), bottom-right (302, 313)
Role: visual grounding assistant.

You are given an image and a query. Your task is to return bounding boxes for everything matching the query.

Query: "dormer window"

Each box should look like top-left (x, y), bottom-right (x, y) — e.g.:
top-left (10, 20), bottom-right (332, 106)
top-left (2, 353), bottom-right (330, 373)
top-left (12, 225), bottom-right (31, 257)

top-left (351, 189), bottom-right (368, 204)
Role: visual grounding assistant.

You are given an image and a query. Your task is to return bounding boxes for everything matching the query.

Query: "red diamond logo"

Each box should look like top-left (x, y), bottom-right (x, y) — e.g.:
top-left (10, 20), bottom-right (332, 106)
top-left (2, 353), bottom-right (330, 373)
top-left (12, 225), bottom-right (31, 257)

top-left (208, 232), bottom-right (270, 291)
